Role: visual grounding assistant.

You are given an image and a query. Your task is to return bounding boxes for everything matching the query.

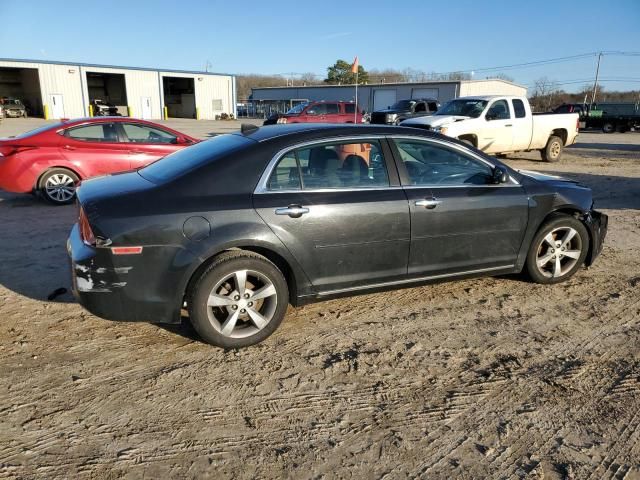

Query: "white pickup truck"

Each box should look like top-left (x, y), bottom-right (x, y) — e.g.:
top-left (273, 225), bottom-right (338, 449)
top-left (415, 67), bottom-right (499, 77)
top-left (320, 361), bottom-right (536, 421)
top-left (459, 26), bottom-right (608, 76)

top-left (401, 96), bottom-right (579, 162)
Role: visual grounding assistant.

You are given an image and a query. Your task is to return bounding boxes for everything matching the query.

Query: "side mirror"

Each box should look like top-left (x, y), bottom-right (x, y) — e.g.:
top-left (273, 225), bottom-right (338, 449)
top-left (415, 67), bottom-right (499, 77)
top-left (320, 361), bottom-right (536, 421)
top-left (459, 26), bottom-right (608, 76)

top-left (486, 112), bottom-right (496, 121)
top-left (492, 166), bottom-right (509, 184)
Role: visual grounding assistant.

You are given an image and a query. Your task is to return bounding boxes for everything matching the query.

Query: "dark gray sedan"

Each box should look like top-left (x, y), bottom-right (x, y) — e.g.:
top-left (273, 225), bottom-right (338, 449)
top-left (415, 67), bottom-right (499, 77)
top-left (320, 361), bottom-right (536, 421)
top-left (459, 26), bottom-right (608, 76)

top-left (68, 124), bottom-right (607, 348)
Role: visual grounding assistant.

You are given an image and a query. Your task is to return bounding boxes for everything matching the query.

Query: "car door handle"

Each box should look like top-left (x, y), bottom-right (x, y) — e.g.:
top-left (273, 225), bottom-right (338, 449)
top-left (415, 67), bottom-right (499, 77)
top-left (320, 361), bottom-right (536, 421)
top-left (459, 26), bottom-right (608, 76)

top-left (505, 124), bottom-right (513, 127)
top-left (275, 205), bottom-right (309, 218)
top-left (63, 145), bottom-right (76, 150)
top-left (415, 198), bottom-right (442, 209)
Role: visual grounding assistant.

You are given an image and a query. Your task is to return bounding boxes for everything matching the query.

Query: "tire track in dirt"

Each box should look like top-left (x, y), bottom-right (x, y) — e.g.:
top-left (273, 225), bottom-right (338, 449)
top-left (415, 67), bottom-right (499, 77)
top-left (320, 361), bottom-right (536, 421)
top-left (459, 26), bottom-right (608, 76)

top-left (408, 289), bottom-right (640, 478)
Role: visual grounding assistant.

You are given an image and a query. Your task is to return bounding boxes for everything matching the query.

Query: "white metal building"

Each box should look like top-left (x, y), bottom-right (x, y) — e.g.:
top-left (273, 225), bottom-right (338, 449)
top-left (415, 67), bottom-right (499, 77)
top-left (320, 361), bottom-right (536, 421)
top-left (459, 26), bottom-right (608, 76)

top-left (250, 79), bottom-right (527, 114)
top-left (0, 58), bottom-right (236, 120)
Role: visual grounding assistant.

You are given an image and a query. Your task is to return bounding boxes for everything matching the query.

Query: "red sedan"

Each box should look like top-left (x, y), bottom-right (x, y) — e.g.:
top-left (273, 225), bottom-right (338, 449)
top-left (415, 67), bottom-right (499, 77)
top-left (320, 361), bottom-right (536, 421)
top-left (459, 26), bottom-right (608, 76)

top-left (0, 117), bottom-right (198, 204)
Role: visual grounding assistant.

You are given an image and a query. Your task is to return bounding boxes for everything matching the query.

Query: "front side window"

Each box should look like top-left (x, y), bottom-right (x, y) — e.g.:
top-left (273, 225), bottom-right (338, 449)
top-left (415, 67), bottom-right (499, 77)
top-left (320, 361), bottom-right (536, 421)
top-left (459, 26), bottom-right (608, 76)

top-left (64, 123), bottom-right (119, 142)
top-left (266, 140), bottom-right (390, 190)
top-left (121, 123), bottom-right (177, 144)
top-left (306, 103), bottom-right (327, 115)
top-left (486, 100), bottom-right (511, 120)
top-left (512, 99), bottom-right (526, 118)
top-left (344, 104), bottom-right (356, 114)
top-left (428, 102), bottom-right (438, 112)
top-left (394, 139), bottom-right (493, 186)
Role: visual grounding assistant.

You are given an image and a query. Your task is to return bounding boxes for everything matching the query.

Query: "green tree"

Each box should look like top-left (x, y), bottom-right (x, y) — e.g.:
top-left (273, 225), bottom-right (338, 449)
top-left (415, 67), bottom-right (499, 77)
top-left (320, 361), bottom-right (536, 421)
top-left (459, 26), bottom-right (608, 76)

top-left (324, 59), bottom-right (369, 85)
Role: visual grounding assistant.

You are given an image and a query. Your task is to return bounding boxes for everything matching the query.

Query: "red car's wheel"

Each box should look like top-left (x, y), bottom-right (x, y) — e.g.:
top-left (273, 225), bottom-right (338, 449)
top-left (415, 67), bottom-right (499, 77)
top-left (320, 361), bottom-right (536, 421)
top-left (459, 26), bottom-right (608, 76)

top-left (39, 168), bottom-right (79, 205)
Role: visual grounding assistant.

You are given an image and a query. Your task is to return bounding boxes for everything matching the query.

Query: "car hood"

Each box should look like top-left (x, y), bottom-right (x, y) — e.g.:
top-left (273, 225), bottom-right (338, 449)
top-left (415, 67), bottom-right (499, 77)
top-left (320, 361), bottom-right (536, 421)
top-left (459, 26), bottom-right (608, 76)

top-left (375, 108), bottom-right (407, 115)
top-left (518, 169), bottom-right (586, 188)
top-left (401, 115), bottom-right (470, 127)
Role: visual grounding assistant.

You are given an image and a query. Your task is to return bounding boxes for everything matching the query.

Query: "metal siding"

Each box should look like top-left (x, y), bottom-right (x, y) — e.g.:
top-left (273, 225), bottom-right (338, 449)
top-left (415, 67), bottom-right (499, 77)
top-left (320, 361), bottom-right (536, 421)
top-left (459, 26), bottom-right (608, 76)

top-left (459, 80), bottom-right (527, 97)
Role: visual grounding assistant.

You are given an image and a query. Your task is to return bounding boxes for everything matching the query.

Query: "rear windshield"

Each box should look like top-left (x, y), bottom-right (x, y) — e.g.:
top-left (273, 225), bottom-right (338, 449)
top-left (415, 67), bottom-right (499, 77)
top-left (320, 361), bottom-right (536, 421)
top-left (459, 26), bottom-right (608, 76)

top-left (139, 134), bottom-right (252, 184)
top-left (13, 122), bottom-right (65, 138)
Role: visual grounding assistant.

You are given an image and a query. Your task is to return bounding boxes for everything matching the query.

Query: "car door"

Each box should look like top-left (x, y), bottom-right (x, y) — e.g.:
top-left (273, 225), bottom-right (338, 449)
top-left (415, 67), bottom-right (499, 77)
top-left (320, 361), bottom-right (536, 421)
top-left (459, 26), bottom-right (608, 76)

top-left (390, 136), bottom-right (528, 277)
top-left (323, 103), bottom-right (341, 123)
top-left (479, 99), bottom-right (513, 153)
top-left (60, 122), bottom-right (130, 176)
top-left (253, 137), bottom-right (410, 293)
top-left (117, 122), bottom-right (182, 169)
top-left (304, 103), bottom-right (328, 123)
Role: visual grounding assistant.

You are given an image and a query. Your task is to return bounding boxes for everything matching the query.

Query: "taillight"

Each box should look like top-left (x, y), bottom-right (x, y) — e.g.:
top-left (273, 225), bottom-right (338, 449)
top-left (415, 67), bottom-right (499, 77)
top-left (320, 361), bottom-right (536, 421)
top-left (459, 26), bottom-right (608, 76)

top-left (78, 207), bottom-right (96, 246)
top-left (0, 145), bottom-right (37, 157)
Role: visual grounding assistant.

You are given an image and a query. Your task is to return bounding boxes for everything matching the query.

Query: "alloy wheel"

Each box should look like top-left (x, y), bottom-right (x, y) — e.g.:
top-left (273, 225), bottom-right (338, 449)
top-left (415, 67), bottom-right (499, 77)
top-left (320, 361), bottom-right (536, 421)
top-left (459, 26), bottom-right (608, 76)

top-left (206, 269), bottom-right (278, 338)
top-left (535, 226), bottom-right (582, 278)
top-left (45, 173), bottom-right (76, 203)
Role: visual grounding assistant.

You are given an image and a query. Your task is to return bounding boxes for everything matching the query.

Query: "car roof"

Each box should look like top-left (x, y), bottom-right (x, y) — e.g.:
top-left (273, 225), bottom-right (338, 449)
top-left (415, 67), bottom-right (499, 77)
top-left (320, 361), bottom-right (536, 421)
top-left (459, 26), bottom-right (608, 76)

top-left (234, 123), bottom-right (443, 143)
top-left (61, 117), bottom-right (157, 125)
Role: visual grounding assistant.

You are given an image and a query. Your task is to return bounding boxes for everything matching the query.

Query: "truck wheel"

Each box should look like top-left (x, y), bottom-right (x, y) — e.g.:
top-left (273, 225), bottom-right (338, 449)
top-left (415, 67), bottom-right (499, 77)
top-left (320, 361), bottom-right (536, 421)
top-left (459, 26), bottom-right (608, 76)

top-left (602, 122), bottom-right (615, 133)
top-left (540, 136), bottom-right (563, 162)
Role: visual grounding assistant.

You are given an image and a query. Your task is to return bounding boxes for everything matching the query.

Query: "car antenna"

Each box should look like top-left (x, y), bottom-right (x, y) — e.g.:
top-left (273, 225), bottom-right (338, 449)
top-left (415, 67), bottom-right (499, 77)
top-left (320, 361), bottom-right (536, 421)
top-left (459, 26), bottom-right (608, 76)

top-left (241, 123), bottom-right (259, 135)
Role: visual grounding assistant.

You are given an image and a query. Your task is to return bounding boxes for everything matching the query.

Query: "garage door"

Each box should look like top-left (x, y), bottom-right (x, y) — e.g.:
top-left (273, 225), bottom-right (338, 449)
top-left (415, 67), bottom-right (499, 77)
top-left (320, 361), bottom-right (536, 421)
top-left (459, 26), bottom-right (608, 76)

top-left (373, 89), bottom-right (397, 110)
top-left (411, 88), bottom-right (439, 99)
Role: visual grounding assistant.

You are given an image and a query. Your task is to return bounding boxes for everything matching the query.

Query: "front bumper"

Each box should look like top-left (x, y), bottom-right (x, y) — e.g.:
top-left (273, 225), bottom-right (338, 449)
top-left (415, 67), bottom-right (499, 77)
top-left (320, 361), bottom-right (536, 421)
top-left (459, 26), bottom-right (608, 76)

top-left (67, 223), bottom-right (189, 324)
top-left (585, 209), bottom-right (608, 266)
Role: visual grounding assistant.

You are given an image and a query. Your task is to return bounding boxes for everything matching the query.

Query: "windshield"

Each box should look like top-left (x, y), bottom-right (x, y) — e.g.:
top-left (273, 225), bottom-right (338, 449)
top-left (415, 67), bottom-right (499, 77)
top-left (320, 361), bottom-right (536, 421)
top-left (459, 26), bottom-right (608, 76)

top-left (436, 99), bottom-right (488, 118)
top-left (390, 100), bottom-right (416, 110)
top-left (286, 103), bottom-right (309, 115)
top-left (139, 134), bottom-right (251, 184)
top-left (6, 99), bottom-right (23, 105)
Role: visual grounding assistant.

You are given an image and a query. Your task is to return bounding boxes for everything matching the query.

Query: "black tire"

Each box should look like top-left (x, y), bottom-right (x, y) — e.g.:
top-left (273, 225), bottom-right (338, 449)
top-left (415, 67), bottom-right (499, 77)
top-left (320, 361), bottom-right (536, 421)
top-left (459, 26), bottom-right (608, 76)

top-left (38, 168), bottom-right (79, 205)
top-left (525, 214), bottom-right (589, 285)
top-left (540, 135), bottom-right (563, 162)
top-left (602, 122), bottom-right (615, 133)
top-left (188, 251), bottom-right (289, 348)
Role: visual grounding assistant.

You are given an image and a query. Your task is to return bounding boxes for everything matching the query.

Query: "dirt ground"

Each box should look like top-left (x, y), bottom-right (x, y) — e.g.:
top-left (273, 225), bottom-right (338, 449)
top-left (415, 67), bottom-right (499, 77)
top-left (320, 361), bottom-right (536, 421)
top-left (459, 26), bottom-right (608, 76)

top-left (0, 122), bottom-right (639, 479)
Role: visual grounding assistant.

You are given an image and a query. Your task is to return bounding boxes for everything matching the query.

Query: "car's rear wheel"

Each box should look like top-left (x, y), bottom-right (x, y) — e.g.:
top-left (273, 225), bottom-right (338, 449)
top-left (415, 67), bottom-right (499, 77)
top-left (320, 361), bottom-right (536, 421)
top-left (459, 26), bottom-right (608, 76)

top-left (526, 214), bottom-right (589, 284)
top-left (188, 251), bottom-right (289, 348)
top-left (39, 168), bottom-right (79, 205)
top-left (602, 122), bottom-right (615, 133)
top-left (540, 135), bottom-right (563, 162)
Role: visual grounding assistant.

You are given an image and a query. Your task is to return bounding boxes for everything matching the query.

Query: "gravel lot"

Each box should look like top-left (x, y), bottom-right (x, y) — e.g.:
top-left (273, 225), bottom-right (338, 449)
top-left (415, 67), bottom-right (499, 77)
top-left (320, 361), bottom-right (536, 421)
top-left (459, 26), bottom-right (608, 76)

top-left (1, 119), bottom-right (639, 479)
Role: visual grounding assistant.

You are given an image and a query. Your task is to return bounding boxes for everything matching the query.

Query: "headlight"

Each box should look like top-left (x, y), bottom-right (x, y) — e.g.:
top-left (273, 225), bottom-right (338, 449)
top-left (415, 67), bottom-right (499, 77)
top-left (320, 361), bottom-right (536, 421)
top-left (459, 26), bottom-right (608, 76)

top-left (434, 126), bottom-right (449, 135)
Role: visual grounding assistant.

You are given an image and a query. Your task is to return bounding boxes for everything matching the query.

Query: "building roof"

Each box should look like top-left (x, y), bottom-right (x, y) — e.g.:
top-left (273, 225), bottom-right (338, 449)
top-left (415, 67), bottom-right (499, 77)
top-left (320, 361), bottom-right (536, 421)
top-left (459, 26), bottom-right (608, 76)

top-left (0, 57), bottom-right (235, 78)
top-left (251, 78), bottom-right (525, 90)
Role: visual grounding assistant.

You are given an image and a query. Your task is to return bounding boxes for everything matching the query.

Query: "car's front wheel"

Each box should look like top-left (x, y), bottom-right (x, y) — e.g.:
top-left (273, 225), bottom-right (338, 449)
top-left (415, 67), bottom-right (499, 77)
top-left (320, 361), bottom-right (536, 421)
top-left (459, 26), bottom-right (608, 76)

top-left (39, 168), bottom-right (79, 205)
top-left (526, 214), bottom-right (589, 284)
top-left (188, 251), bottom-right (289, 348)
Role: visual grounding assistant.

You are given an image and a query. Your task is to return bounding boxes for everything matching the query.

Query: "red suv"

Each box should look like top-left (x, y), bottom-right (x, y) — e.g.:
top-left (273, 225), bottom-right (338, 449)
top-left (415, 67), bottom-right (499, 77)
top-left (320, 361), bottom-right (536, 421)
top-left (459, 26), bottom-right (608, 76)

top-left (264, 101), bottom-right (363, 125)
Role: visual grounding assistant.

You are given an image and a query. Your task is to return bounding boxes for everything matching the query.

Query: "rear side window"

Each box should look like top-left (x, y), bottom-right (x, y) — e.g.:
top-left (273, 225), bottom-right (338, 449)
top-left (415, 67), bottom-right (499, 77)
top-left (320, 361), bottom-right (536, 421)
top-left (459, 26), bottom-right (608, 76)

top-left (139, 134), bottom-right (251, 184)
top-left (414, 102), bottom-right (427, 113)
top-left (65, 123), bottom-right (119, 142)
top-left (267, 140), bottom-right (389, 190)
top-left (325, 103), bottom-right (339, 114)
top-left (512, 99), bottom-right (526, 118)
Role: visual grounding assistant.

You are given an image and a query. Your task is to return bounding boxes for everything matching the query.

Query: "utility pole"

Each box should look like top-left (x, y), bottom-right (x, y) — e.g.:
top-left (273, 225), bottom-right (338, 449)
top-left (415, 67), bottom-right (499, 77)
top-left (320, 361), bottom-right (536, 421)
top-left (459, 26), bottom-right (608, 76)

top-left (590, 52), bottom-right (602, 107)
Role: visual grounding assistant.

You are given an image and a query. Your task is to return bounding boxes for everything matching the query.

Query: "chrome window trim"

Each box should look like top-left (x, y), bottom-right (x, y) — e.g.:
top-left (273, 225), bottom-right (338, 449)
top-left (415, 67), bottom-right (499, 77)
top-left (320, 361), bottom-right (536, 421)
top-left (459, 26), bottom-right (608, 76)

top-left (389, 135), bottom-right (521, 186)
top-left (317, 265), bottom-right (515, 296)
top-left (254, 135), bottom-right (390, 194)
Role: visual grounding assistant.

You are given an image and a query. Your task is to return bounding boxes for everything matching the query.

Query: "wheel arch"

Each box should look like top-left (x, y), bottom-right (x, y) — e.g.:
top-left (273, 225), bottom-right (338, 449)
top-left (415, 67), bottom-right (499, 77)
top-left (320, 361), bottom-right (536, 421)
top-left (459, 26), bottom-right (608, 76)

top-left (550, 128), bottom-right (568, 145)
top-left (35, 165), bottom-right (83, 190)
top-left (182, 244), bottom-right (304, 309)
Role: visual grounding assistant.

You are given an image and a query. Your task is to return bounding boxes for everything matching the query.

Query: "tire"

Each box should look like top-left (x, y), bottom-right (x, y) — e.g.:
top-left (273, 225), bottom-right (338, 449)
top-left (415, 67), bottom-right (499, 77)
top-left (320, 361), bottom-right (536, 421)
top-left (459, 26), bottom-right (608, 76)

top-left (540, 135), bottom-right (563, 162)
top-left (38, 168), bottom-right (79, 205)
top-left (525, 214), bottom-right (589, 284)
top-left (602, 122), bottom-right (615, 133)
top-left (188, 251), bottom-right (289, 348)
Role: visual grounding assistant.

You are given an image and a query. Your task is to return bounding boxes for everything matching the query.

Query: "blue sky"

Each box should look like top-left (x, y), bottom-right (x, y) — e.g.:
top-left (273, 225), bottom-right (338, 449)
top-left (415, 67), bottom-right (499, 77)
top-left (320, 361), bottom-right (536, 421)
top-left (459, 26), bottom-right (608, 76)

top-left (1, 0), bottom-right (639, 92)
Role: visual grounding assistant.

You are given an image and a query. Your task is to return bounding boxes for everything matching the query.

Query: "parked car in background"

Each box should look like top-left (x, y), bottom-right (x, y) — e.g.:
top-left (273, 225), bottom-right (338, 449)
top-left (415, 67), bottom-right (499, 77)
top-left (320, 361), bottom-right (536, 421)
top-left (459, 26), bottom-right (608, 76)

top-left (0, 97), bottom-right (28, 118)
top-left (0, 117), bottom-right (198, 204)
top-left (370, 98), bottom-right (440, 125)
top-left (68, 123), bottom-right (607, 348)
top-left (402, 96), bottom-right (580, 162)
top-left (554, 102), bottom-right (640, 133)
top-left (263, 101), bottom-right (363, 125)
top-left (91, 99), bottom-right (120, 116)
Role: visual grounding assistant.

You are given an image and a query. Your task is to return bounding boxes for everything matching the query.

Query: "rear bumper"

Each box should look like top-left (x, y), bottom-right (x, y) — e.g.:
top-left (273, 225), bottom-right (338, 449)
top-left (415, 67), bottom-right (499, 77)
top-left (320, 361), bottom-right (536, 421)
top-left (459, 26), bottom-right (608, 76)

top-left (585, 209), bottom-right (608, 266)
top-left (67, 224), bottom-right (191, 324)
